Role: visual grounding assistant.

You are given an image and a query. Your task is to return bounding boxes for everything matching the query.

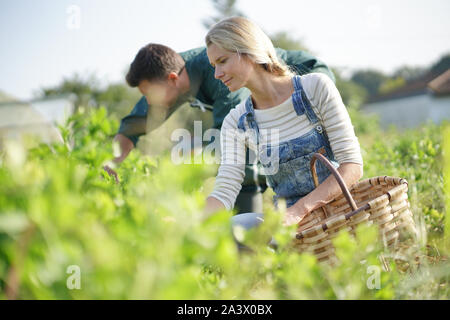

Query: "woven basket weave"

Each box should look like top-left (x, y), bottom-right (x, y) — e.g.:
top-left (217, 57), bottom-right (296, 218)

top-left (293, 153), bottom-right (417, 264)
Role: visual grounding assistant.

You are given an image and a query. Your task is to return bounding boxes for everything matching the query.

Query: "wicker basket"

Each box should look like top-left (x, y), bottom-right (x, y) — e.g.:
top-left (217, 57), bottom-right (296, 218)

top-left (293, 153), bottom-right (417, 264)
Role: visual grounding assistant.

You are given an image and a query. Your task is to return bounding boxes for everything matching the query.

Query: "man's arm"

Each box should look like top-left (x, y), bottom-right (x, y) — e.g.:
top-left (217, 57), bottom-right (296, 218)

top-left (103, 133), bottom-right (135, 183)
top-left (112, 133), bottom-right (135, 164)
top-left (117, 96), bottom-right (149, 142)
top-left (103, 97), bottom-right (148, 182)
top-left (104, 95), bottom-right (185, 181)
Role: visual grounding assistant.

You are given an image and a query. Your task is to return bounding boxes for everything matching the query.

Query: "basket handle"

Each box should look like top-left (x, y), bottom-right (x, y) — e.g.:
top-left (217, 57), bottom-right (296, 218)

top-left (310, 152), bottom-right (358, 211)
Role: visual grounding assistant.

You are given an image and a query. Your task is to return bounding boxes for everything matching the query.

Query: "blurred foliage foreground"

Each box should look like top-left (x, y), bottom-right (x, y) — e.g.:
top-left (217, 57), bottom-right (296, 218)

top-left (0, 107), bottom-right (449, 300)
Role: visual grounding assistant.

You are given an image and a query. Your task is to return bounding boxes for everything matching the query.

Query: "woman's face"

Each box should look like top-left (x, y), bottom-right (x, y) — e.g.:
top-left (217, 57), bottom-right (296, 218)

top-left (207, 43), bottom-right (254, 92)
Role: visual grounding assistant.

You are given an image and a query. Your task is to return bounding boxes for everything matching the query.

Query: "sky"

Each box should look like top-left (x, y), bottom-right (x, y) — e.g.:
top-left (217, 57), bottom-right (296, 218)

top-left (0, 0), bottom-right (449, 100)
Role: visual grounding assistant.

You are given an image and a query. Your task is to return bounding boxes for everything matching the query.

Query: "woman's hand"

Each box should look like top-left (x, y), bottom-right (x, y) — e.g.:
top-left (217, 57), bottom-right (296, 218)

top-left (203, 197), bottom-right (226, 220)
top-left (283, 162), bottom-right (363, 227)
top-left (283, 201), bottom-right (311, 227)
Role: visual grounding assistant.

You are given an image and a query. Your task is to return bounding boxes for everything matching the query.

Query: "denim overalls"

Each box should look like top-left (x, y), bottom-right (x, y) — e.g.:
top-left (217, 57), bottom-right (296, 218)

top-left (231, 75), bottom-right (338, 249)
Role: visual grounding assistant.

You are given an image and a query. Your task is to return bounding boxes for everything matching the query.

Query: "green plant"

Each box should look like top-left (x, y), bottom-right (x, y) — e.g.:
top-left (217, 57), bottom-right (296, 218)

top-left (0, 107), bottom-right (448, 300)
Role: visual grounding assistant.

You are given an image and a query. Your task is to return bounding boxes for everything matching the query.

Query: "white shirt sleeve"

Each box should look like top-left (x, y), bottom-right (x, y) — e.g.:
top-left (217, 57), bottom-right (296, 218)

top-left (302, 73), bottom-right (363, 165)
top-left (208, 105), bottom-right (247, 210)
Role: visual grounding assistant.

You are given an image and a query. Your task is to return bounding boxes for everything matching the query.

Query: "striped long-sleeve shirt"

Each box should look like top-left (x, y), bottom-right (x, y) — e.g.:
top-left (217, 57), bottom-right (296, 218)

top-left (209, 73), bottom-right (363, 210)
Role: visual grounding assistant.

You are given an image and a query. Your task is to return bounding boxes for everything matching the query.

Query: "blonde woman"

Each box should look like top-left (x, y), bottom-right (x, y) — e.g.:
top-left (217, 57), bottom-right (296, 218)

top-left (204, 17), bottom-right (363, 243)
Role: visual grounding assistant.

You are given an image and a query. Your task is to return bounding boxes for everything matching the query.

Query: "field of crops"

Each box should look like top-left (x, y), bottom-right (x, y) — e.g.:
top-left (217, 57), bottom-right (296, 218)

top-left (0, 107), bottom-right (448, 299)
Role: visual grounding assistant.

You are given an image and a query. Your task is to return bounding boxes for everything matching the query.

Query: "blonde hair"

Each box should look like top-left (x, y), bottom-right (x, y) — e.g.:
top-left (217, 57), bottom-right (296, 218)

top-left (205, 17), bottom-right (293, 77)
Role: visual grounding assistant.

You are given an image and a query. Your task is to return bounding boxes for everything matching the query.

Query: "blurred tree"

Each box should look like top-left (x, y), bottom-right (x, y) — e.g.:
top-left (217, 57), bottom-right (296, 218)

top-left (39, 73), bottom-right (102, 111)
top-left (334, 69), bottom-right (368, 110)
top-left (393, 66), bottom-right (426, 82)
top-left (97, 83), bottom-right (142, 120)
top-left (270, 31), bottom-right (308, 51)
top-left (203, 0), bottom-right (308, 52)
top-left (378, 77), bottom-right (406, 95)
top-left (429, 53), bottom-right (450, 76)
top-left (202, 0), bottom-right (245, 29)
top-left (351, 70), bottom-right (388, 98)
top-left (38, 73), bottom-right (141, 120)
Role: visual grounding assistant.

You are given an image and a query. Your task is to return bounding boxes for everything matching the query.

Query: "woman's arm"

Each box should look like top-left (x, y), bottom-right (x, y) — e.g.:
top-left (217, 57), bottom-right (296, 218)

top-left (284, 162), bottom-right (363, 226)
top-left (204, 107), bottom-right (247, 216)
top-left (203, 196), bottom-right (227, 219)
top-left (284, 74), bottom-right (364, 226)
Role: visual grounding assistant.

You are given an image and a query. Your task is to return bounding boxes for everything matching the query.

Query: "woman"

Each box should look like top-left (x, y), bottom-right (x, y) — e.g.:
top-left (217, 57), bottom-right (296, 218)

top-left (203, 17), bottom-right (363, 237)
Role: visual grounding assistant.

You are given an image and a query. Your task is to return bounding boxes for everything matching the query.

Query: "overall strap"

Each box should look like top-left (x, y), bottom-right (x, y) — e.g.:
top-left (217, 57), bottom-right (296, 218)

top-left (237, 97), bottom-right (260, 145)
top-left (292, 76), bottom-right (320, 126)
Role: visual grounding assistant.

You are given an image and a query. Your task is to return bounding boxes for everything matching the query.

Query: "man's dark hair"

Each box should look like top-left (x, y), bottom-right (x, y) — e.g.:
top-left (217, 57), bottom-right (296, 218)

top-left (126, 43), bottom-right (184, 87)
